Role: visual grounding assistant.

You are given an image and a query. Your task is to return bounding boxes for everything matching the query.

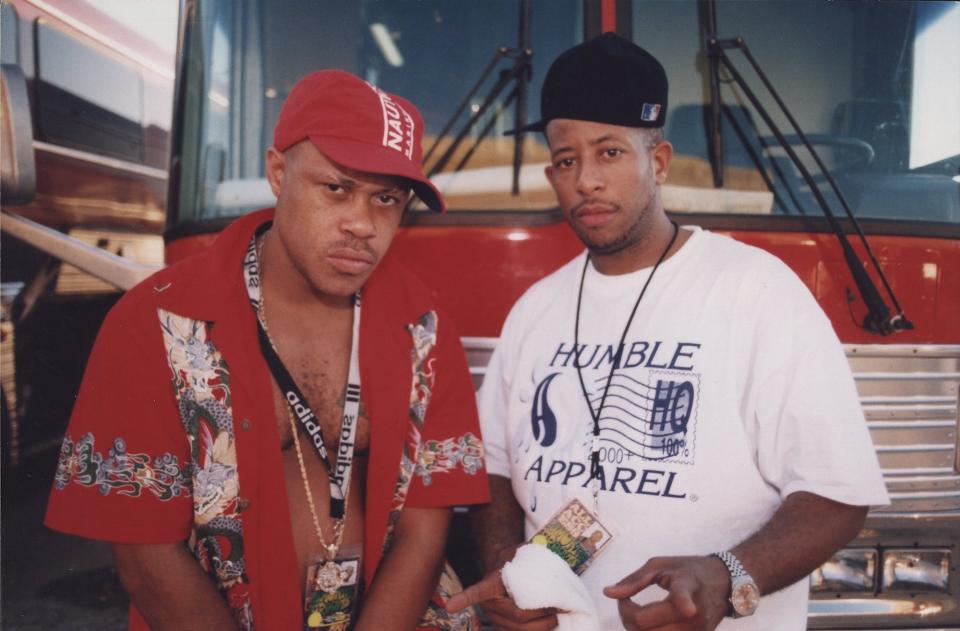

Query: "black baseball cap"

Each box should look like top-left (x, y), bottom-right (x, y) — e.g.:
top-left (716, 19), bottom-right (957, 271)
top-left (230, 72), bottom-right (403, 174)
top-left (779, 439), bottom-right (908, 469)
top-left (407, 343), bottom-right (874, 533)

top-left (510, 32), bottom-right (668, 134)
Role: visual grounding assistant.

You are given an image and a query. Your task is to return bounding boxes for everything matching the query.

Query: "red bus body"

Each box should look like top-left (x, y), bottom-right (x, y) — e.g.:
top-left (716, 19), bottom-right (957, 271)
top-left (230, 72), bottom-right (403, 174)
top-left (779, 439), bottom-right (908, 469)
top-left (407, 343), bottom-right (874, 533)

top-left (167, 219), bottom-right (959, 343)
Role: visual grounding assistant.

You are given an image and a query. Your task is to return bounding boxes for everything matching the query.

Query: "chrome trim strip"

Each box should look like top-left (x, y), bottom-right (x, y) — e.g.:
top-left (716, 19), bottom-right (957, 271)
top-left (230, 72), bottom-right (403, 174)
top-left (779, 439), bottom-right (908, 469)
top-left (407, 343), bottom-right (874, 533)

top-left (462, 336), bottom-right (499, 350)
top-left (860, 395), bottom-right (956, 405)
top-left (34, 142), bottom-right (168, 180)
top-left (876, 444), bottom-right (954, 453)
top-left (887, 490), bottom-right (960, 500)
top-left (863, 404), bottom-right (955, 412)
top-left (855, 372), bottom-right (960, 381)
top-left (868, 420), bottom-right (956, 429)
top-left (807, 596), bottom-right (950, 616)
top-left (25, 0), bottom-right (175, 80)
top-left (882, 468), bottom-right (958, 478)
top-left (868, 509), bottom-right (960, 519)
top-left (844, 344), bottom-right (960, 357)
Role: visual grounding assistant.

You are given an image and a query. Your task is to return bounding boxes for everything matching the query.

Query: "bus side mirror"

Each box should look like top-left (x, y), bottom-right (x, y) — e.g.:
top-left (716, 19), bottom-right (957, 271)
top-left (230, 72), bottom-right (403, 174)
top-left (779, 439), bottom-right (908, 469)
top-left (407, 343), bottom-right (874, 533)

top-left (1, 63), bottom-right (36, 206)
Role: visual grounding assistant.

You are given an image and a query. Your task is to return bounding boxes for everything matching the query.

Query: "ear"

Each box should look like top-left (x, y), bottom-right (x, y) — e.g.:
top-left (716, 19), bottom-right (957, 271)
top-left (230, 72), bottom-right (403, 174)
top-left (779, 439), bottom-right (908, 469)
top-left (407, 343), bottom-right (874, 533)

top-left (651, 140), bottom-right (673, 185)
top-left (265, 147), bottom-right (286, 197)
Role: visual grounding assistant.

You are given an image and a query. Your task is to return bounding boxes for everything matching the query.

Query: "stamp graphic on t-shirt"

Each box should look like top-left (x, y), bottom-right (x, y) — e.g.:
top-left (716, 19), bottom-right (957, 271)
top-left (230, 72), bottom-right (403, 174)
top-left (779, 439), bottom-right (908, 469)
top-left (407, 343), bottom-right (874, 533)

top-left (529, 364), bottom-right (699, 466)
top-left (582, 370), bottom-right (699, 464)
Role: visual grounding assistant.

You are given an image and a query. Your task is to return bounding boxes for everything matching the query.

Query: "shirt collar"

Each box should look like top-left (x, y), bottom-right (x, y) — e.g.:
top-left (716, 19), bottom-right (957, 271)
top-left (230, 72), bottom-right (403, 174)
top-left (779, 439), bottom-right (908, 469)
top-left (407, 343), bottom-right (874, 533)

top-left (152, 208), bottom-right (275, 323)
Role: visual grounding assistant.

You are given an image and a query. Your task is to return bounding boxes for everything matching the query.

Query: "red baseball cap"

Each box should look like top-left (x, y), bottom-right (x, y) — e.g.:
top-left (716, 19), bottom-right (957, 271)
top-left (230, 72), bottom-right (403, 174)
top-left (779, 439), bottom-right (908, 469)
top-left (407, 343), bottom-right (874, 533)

top-left (273, 70), bottom-right (444, 212)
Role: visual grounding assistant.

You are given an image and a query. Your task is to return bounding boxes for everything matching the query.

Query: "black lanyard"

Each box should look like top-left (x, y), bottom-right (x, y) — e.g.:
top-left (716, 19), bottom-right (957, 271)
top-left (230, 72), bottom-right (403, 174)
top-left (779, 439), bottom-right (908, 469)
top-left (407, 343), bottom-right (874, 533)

top-left (574, 221), bottom-right (679, 482)
top-left (243, 229), bottom-right (361, 520)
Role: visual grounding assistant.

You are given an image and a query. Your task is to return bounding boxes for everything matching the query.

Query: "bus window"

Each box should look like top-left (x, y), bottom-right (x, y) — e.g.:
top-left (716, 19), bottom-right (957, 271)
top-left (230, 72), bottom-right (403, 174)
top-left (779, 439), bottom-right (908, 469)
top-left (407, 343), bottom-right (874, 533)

top-left (35, 20), bottom-right (145, 163)
top-left (173, 0), bottom-right (581, 223)
top-left (634, 0), bottom-right (960, 225)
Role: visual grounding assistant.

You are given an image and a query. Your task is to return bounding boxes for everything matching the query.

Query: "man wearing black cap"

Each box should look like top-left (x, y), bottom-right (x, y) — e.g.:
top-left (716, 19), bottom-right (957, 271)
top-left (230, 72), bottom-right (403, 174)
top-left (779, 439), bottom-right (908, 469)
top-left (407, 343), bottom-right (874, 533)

top-left (448, 33), bottom-right (887, 630)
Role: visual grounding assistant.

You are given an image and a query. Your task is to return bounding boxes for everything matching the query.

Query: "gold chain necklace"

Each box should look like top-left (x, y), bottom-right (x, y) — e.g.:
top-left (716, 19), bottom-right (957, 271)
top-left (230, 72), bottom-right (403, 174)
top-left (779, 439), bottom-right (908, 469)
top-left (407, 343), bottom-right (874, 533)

top-left (256, 236), bottom-right (348, 562)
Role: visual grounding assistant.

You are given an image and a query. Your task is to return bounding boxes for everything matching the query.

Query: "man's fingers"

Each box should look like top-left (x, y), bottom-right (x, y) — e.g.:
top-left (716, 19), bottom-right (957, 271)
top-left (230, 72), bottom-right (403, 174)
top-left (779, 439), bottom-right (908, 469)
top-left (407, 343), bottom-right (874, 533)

top-left (667, 574), bottom-right (699, 619)
top-left (617, 598), bottom-right (682, 629)
top-left (604, 557), bottom-right (675, 599)
top-left (603, 570), bottom-right (658, 599)
top-left (444, 572), bottom-right (506, 612)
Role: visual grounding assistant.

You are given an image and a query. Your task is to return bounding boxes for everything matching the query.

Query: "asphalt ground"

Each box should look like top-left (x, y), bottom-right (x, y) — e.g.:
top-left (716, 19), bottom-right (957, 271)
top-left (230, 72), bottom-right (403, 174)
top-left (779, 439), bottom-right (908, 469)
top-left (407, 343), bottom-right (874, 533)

top-left (1, 447), bottom-right (128, 630)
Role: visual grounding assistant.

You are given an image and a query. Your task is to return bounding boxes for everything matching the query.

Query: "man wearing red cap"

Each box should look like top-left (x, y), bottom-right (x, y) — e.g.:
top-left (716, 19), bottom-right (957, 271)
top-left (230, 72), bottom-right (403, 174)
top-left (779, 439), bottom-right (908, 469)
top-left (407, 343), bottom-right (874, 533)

top-left (45, 70), bottom-right (489, 630)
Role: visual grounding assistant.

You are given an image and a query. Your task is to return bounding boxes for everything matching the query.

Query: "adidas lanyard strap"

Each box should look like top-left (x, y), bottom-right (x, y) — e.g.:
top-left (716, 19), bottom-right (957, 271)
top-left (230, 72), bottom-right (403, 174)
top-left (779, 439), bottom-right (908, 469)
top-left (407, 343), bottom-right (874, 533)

top-left (242, 228), bottom-right (361, 519)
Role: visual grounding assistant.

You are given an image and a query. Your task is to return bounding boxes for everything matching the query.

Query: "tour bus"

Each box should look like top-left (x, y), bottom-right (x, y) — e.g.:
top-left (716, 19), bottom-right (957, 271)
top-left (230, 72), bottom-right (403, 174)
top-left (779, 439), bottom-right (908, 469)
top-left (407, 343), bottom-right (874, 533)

top-left (0, 0), bottom-right (174, 465)
top-left (3, 0), bottom-right (958, 628)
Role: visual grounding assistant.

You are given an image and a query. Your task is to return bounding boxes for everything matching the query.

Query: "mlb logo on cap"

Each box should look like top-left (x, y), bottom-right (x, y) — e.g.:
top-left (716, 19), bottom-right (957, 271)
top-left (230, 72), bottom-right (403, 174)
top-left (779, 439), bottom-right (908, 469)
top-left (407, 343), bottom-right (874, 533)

top-left (641, 103), bottom-right (661, 122)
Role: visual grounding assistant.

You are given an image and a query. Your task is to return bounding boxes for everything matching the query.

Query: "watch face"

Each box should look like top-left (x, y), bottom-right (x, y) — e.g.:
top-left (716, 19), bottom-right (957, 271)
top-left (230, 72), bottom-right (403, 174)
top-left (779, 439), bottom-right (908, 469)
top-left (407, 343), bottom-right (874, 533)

top-left (731, 580), bottom-right (760, 616)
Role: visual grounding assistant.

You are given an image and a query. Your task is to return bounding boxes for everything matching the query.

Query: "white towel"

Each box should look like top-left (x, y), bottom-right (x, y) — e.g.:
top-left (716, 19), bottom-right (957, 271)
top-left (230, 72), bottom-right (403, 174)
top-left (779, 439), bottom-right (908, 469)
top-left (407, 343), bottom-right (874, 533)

top-left (500, 543), bottom-right (601, 631)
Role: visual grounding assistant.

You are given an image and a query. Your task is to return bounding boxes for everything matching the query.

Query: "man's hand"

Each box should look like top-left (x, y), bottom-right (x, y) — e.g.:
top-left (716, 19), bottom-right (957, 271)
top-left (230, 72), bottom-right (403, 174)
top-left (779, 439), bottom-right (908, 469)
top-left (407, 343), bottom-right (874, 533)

top-left (445, 568), bottom-right (558, 631)
top-left (455, 475), bottom-right (556, 630)
top-left (601, 555), bottom-right (730, 631)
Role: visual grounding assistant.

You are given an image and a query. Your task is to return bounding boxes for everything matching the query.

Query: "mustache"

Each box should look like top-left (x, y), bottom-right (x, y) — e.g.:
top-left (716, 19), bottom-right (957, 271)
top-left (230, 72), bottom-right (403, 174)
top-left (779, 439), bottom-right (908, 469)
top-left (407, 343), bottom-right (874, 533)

top-left (327, 239), bottom-right (377, 259)
top-left (572, 198), bottom-right (619, 215)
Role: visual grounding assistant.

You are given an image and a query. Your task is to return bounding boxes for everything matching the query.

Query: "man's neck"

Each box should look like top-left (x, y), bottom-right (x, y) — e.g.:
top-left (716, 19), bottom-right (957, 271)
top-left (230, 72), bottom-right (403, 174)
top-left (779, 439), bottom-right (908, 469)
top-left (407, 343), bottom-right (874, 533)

top-left (590, 214), bottom-right (687, 276)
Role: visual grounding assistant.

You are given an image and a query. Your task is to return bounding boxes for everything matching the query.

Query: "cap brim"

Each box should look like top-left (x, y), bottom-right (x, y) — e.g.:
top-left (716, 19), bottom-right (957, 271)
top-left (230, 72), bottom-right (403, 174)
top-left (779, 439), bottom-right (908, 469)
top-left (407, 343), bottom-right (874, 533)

top-left (309, 135), bottom-right (445, 212)
top-left (503, 119), bottom-right (548, 136)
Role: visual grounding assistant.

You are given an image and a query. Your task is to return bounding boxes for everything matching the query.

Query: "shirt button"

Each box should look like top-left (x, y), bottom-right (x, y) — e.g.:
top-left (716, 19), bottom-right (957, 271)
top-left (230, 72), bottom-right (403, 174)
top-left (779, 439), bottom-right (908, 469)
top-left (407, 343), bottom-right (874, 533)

top-left (241, 419), bottom-right (252, 431)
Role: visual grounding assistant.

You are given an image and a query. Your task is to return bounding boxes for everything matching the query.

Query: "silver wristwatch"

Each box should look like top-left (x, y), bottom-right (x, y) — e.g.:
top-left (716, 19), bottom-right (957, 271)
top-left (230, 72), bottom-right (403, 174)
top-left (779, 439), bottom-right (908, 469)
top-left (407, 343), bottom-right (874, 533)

top-left (713, 550), bottom-right (760, 618)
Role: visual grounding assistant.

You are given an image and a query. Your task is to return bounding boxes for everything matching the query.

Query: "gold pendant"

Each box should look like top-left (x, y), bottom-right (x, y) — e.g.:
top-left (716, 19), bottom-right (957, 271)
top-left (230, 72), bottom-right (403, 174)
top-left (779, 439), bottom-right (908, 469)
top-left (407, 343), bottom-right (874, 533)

top-left (314, 560), bottom-right (345, 593)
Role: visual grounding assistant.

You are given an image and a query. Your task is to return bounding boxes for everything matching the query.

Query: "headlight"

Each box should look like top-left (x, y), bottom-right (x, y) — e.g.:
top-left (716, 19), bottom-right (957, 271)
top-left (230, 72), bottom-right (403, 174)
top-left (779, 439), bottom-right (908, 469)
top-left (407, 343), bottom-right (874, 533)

top-left (810, 549), bottom-right (877, 593)
top-left (882, 549), bottom-right (950, 593)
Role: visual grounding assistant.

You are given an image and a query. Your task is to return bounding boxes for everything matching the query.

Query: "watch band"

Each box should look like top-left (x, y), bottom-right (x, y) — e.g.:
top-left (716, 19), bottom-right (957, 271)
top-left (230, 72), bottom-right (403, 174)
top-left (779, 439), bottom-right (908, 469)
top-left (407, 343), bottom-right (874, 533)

top-left (715, 550), bottom-right (748, 578)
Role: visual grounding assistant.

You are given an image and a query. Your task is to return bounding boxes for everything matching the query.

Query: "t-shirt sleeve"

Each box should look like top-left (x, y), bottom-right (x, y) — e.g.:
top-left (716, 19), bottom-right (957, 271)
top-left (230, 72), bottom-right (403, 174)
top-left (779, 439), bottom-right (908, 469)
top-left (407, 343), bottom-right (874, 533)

top-left (746, 260), bottom-right (890, 507)
top-left (44, 297), bottom-right (193, 543)
top-left (406, 310), bottom-right (490, 508)
top-left (476, 283), bottom-right (537, 481)
top-left (476, 328), bottom-right (513, 479)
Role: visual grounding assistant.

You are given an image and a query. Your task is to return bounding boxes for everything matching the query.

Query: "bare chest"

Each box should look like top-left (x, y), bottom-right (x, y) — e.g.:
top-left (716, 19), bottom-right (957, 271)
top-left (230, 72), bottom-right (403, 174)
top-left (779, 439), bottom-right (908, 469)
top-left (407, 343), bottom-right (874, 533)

top-left (270, 351), bottom-right (370, 454)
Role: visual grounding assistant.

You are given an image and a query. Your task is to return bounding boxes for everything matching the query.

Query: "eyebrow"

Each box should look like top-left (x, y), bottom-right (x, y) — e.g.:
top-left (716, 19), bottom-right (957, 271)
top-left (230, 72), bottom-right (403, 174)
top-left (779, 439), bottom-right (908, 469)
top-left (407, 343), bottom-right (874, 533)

top-left (312, 165), bottom-right (411, 195)
top-left (345, 174), bottom-right (410, 195)
top-left (550, 134), bottom-right (623, 157)
top-left (309, 168), bottom-right (358, 187)
top-left (331, 173), bottom-right (359, 188)
top-left (589, 134), bottom-right (617, 145)
top-left (376, 187), bottom-right (412, 196)
top-left (368, 180), bottom-right (412, 195)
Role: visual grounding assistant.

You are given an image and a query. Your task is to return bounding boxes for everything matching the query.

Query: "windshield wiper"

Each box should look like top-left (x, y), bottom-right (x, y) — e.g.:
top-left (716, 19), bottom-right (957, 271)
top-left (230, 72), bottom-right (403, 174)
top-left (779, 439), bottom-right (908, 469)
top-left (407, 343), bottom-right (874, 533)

top-left (424, 47), bottom-right (531, 184)
top-left (424, 1), bottom-right (532, 196)
top-left (700, 0), bottom-right (912, 335)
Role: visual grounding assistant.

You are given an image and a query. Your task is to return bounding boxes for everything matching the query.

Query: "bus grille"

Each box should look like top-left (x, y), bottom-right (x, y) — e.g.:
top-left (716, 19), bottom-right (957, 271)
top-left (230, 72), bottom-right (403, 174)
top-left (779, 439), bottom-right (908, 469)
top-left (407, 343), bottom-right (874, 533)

top-left (848, 344), bottom-right (960, 515)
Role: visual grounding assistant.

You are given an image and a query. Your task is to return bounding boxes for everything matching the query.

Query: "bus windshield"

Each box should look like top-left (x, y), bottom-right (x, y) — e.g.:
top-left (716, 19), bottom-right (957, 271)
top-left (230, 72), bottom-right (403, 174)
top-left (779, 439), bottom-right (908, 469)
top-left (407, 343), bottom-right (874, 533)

top-left (172, 0), bottom-right (960, 227)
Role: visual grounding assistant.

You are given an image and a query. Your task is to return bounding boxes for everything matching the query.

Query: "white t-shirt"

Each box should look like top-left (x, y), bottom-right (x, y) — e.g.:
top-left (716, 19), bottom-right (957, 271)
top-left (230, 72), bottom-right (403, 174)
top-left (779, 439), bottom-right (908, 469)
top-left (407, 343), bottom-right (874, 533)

top-left (478, 227), bottom-right (889, 630)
